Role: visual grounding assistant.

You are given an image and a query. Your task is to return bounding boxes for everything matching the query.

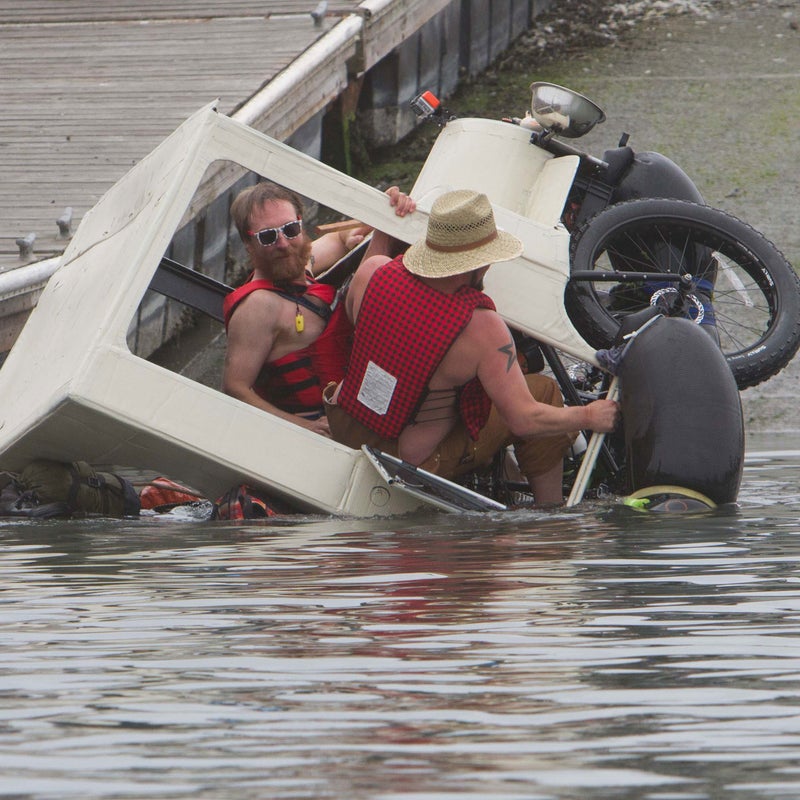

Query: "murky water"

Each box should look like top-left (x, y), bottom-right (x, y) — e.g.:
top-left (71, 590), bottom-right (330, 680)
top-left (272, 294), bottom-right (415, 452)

top-left (3, 434), bottom-right (800, 799)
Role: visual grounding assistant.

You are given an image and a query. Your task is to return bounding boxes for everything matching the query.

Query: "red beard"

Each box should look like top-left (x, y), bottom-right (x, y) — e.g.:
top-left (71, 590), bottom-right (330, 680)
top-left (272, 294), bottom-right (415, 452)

top-left (254, 236), bottom-right (313, 285)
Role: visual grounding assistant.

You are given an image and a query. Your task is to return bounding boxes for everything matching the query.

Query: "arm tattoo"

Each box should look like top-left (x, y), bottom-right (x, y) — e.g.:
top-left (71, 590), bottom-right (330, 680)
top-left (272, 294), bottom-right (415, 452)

top-left (499, 340), bottom-right (516, 372)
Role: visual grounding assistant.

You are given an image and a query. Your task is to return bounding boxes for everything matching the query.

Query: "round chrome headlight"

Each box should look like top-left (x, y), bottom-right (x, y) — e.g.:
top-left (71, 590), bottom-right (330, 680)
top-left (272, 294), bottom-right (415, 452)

top-left (529, 82), bottom-right (606, 138)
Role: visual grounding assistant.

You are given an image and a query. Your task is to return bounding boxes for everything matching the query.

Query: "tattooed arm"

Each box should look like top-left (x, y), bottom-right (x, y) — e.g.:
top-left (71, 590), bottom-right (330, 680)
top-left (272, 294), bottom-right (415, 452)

top-left (473, 313), bottom-right (619, 438)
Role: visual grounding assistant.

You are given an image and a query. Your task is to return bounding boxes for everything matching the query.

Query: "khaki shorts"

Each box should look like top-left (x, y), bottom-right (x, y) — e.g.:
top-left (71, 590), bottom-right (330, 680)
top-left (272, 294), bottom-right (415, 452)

top-left (324, 373), bottom-right (574, 481)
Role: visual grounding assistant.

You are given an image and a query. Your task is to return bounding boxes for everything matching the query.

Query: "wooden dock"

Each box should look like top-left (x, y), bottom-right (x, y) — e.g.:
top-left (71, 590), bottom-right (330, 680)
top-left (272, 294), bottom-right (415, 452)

top-left (0, 0), bottom-right (548, 356)
top-left (0, 0), bottom-right (459, 272)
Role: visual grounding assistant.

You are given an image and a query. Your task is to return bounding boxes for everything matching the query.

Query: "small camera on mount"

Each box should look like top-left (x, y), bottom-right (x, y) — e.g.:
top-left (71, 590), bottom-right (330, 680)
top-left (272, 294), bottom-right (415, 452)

top-left (410, 90), bottom-right (440, 118)
top-left (410, 91), bottom-right (451, 127)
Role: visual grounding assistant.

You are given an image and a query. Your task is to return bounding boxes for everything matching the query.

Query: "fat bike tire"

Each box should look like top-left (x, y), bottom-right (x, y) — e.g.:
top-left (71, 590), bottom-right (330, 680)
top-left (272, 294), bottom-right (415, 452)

top-left (565, 198), bottom-right (800, 389)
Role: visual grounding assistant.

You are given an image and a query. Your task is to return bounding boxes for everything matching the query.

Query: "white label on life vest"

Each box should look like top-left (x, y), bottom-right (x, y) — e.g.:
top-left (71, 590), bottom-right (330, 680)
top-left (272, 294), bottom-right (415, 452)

top-left (357, 360), bottom-right (396, 416)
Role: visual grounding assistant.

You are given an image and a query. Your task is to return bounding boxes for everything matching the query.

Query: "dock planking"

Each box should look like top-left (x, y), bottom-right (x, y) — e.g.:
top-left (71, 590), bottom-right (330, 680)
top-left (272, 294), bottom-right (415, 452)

top-left (0, 1), bottom-right (370, 271)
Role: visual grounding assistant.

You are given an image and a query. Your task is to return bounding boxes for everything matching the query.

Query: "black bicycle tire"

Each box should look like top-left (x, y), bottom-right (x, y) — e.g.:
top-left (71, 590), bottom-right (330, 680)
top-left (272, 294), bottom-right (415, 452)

top-left (565, 198), bottom-right (800, 389)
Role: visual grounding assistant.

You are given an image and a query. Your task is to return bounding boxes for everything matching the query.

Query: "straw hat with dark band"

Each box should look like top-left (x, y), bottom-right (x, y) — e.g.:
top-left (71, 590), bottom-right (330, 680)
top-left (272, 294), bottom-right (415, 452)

top-left (403, 189), bottom-right (524, 278)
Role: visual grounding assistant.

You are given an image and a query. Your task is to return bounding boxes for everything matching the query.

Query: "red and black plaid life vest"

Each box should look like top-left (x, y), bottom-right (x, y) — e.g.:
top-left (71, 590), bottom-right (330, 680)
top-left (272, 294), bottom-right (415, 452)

top-left (223, 276), bottom-right (352, 416)
top-left (338, 257), bottom-right (494, 439)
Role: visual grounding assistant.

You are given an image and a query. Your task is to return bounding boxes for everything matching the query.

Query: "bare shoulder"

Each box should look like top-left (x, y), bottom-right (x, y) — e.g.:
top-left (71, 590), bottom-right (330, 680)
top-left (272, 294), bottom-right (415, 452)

top-left (439, 307), bottom-right (512, 383)
top-left (464, 307), bottom-right (512, 344)
top-left (461, 308), bottom-right (519, 374)
top-left (227, 286), bottom-right (284, 336)
top-left (348, 255), bottom-right (392, 321)
top-left (353, 255), bottom-right (391, 287)
top-left (233, 285), bottom-right (282, 317)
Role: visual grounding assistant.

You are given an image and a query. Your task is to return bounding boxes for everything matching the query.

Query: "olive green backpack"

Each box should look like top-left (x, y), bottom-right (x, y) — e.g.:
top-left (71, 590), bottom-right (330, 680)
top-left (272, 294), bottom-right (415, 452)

top-left (0, 459), bottom-right (140, 518)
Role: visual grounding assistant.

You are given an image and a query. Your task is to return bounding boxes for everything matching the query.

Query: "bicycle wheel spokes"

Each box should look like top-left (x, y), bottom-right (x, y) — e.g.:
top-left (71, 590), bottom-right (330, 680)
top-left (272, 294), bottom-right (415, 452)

top-left (710, 251), bottom-right (774, 354)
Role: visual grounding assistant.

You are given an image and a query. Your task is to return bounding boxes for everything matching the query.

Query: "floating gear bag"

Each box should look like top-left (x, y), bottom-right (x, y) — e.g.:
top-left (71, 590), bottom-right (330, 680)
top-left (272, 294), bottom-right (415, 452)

top-left (0, 459), bottom-right (140, 518)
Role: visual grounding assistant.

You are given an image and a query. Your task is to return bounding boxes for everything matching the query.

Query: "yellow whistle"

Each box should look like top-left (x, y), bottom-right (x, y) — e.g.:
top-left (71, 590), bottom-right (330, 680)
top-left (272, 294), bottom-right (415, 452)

top-left (295, 312), bottom-right (304, 333)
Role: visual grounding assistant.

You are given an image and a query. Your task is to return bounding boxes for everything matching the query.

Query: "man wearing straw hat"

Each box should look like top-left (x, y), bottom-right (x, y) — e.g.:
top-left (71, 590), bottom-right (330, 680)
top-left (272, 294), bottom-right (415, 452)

top-left (324, 189), bottom-right (619, 506)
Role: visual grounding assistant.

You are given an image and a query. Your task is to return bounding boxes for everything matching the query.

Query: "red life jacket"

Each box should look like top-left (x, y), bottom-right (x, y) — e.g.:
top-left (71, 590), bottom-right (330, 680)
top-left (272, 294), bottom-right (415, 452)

top-left (214, 483), bottom-right (295, 519)
top-left (223, 275), bottom-right (353, 416)
top-left (338, 257), bottom-right (495, 439)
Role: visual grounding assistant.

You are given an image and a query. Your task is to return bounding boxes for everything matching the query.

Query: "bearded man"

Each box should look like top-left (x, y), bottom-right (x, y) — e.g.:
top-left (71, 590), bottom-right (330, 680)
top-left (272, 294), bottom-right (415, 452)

top-left (222, 181), bottom-right (415, 437)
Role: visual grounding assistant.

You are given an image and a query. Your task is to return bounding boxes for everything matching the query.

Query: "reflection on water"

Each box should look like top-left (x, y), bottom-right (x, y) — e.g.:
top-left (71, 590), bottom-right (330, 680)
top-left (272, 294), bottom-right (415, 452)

top-left (3, 436), bottom-right (800, 799)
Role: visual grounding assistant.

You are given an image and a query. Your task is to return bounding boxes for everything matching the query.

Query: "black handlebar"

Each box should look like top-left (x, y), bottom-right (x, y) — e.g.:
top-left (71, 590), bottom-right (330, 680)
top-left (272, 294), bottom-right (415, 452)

top-left (528, 130), bottom-right (609, 171)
